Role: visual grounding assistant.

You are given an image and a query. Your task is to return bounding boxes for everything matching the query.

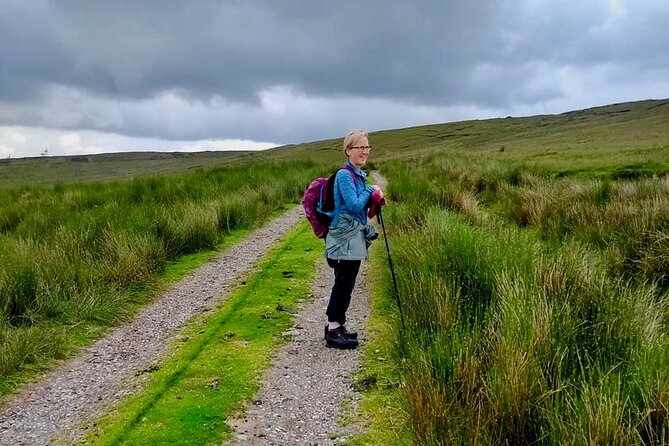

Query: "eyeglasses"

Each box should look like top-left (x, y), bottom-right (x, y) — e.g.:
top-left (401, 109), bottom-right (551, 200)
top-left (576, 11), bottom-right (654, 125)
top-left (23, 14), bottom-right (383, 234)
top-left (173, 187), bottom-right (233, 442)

top-left (349, 145), bottom-right (372, 151)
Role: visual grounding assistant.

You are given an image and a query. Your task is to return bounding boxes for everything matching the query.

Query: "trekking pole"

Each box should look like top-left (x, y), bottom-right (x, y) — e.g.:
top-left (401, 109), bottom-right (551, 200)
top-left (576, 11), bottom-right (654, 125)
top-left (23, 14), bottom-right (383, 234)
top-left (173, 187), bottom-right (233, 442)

top-left (376, 205), bottom-right (405, 328)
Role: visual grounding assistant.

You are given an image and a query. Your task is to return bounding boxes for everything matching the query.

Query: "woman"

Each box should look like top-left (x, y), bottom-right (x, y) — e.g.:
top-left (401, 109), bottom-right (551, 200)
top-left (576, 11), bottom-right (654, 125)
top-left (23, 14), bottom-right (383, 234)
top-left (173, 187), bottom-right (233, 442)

top-left (324, 129), bottom-right (384, 349)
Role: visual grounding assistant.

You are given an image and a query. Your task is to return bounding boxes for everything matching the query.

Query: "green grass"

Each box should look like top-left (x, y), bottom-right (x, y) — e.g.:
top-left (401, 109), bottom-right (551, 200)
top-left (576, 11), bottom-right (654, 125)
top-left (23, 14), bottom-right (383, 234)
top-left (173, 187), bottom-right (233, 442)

top-left (0, 159), bottom-right (328, 396)
top-left (0, 220), bottom-right (264, 401)
top-left (0, 151), bottom-right (251, 188)
top-left (3, 97), bottom-right (669, 443)
top-left (374, 154), bottom-right (669, 443)
top-left (81, 221), bottom-right (321, 445)
top-left (159, 225), bottom-right (251, 285)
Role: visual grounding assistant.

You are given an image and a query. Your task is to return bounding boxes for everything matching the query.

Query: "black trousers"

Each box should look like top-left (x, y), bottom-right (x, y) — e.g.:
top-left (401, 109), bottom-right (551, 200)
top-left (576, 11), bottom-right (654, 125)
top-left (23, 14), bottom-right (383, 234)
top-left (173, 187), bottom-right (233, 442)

top-left (326, 258), bottom-right (361, 324)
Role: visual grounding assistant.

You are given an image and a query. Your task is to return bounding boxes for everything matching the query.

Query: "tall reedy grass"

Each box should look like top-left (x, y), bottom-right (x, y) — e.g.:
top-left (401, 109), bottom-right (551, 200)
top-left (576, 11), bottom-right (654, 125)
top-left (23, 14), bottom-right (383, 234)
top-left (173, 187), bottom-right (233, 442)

top-left (0, 159), bottom-right (324, 390)
top-left (502, 175), bottom-right (669, 289)
top-left (378, 155), bottom-right (669, 443)
top-left (384, 155), bottom-right (669, 288)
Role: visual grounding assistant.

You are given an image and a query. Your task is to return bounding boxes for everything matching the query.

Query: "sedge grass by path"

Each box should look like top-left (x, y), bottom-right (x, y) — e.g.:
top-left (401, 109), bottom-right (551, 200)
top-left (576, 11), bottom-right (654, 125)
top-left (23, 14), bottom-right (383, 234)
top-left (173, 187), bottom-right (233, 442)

top-left (82, 221), bottom-right (321, 445)
top-left (375, 199), bottom-right (669, 443)
top-left (350, 165), bottom-right (669, 442)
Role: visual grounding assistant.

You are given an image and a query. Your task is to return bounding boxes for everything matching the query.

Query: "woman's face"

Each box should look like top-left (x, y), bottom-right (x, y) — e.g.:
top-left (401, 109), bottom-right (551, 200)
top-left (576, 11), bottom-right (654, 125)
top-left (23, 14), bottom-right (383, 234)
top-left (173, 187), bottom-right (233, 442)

top-left (347, 136), bottom-right (371, 169)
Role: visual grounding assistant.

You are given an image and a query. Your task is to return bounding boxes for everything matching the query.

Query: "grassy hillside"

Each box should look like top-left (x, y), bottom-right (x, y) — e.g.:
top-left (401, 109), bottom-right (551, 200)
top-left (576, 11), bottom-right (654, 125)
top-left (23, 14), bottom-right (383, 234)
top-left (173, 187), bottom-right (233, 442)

top-left (262, 98), bottom-right (669, 175)
top-left (3, 99), bottom-right (667, 187)
top-left (0, 150), bottom-right (251, 188)
top-left (2, 98), bottom-right (668, 443)
top-left (357, 100), bottom-right (669, 443)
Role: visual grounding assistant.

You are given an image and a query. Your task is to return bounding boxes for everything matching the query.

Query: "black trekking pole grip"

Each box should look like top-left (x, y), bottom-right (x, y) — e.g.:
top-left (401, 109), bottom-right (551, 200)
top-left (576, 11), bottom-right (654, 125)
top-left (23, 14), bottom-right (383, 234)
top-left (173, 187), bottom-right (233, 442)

top-left (376, 205), bottom-right (405, 328)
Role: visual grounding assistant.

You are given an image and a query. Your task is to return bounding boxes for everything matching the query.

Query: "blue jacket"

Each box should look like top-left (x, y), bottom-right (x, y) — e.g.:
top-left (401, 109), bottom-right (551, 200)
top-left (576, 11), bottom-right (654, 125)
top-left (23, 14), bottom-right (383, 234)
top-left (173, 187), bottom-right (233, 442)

top-left (325, 161), bottom-right (378, 261)
top-left (331, 161), bottom-right (375, 228)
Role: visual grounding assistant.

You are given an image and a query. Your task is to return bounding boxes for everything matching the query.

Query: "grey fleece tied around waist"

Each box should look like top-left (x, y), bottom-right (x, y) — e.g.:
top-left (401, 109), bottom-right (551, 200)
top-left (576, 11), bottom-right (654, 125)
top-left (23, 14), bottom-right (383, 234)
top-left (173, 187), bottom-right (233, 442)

top-left (325, 213), bottom-right (378, 261)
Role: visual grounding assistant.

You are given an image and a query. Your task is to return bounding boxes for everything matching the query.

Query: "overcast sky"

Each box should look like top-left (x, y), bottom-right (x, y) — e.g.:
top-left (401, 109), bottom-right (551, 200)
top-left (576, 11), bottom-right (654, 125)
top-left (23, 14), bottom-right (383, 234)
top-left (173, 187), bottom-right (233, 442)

top-left (1, 0), bottom-right (668, 158)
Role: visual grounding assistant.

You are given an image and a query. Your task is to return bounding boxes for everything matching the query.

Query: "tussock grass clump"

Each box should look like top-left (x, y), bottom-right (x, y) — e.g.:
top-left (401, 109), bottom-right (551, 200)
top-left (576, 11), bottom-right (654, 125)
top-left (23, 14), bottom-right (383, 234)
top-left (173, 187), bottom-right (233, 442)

top-left (0, 240), bottom-right (40, 326)
top-left (0, 203), bottom-right (26, 234)
top-left (636, 230), bottom-right (669, 288)
top-left (0, 325), bottom-right (70, 389)
top-left (100, 231), bottom-right (167, 286)
top-left (154, 203), bottom-right (220, 257)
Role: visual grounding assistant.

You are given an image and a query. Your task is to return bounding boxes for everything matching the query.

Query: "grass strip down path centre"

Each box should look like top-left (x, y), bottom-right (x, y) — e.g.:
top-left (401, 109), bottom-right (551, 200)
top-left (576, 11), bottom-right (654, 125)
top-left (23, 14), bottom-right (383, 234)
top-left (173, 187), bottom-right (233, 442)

top-left (82, 221), bottom-right (322, 445)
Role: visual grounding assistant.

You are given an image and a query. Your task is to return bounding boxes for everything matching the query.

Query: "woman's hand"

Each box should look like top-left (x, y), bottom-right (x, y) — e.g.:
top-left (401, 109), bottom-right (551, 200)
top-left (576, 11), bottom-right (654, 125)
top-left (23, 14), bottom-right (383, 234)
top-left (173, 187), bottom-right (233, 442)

top-left (367, 187), bottom-right (386, 219)
top-left (371, 186), bottom-right (384, 200)
top-left (371, 187), bottom-right (384, 202)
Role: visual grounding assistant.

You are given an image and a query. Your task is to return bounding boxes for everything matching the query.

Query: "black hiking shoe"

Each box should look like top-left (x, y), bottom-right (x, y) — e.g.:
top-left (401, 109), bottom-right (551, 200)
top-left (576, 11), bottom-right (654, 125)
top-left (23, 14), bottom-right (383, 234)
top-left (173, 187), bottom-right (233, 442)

top-left (325, 327), bottom-right (359, 349)
top-left (323, 325), bottom-right (358, 340)
top-left (339, 326), bottom-right (358, 340)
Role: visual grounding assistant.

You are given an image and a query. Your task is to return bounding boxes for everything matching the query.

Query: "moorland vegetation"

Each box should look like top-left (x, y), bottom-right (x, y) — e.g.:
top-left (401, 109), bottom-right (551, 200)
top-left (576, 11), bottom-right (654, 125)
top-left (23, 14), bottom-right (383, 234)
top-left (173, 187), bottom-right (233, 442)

top-left (0, 160), bottom-right (323, 393)
top-left (2, 98), bottom-right (669, 444)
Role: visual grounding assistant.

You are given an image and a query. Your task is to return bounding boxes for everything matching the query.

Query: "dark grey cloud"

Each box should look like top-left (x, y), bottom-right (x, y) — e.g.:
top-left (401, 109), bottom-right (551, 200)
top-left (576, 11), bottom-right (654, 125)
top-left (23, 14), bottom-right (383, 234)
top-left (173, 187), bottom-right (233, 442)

top-left (2, 1), bottom-right (501, 104)
top-left (494, 1), bottom-right (669, 70)
top-left (0, 0), bottom-right (668, 151)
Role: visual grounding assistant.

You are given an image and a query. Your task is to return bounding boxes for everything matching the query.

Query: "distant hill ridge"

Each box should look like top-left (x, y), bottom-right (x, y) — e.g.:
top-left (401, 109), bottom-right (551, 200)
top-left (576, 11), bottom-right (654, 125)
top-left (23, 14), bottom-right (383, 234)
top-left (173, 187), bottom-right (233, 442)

top-left (1, 98), bottom-right (667, 186)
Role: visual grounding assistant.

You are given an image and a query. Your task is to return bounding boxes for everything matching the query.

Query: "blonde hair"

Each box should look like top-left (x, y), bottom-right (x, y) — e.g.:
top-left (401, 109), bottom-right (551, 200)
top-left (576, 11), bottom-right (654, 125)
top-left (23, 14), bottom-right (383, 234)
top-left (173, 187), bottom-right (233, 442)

top-left (343, 129), bottom-right (368, 154)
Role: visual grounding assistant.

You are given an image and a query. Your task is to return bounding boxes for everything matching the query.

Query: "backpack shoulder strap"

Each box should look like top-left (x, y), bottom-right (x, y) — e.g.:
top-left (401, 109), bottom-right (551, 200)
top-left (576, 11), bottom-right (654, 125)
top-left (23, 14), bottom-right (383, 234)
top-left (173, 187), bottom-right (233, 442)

top-left (329, 164), bottom-right (359, 209)
top-left (340, 163), bottom-right (358, 186)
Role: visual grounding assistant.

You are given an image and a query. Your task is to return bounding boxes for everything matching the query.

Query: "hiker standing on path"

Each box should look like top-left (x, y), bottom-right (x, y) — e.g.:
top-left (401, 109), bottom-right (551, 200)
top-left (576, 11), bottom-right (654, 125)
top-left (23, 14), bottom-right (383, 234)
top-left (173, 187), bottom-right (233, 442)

top-left (324, 129), bottom-right (385, 349)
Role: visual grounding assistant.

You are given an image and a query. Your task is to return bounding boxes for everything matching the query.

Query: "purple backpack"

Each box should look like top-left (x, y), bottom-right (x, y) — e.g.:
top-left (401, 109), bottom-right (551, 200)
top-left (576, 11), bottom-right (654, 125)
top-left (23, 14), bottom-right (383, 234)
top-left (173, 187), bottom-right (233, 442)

top-left (302, 164), bottom-right (357, 238)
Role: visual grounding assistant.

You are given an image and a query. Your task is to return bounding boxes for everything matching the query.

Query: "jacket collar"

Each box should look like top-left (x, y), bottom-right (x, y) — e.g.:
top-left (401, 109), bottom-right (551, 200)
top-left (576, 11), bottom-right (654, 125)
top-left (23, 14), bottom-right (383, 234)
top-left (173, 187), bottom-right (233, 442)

top-left (344, 160), bottom-right (367, 179)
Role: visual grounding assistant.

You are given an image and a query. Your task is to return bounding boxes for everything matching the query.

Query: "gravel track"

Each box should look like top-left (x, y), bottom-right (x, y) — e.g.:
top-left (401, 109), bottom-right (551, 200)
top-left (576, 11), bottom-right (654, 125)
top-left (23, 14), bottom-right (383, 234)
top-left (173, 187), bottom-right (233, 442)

top-left (0, 206), bottom-right (304, 446)
top-left (227, 258), bottom-right (370, 446)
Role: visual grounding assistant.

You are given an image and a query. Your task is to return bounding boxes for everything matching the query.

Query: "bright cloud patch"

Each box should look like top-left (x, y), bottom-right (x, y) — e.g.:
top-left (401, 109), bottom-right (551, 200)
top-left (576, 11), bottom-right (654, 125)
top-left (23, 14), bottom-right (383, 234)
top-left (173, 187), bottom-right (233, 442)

top-left (0, 126), bottom-right (276, 158)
